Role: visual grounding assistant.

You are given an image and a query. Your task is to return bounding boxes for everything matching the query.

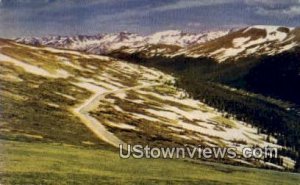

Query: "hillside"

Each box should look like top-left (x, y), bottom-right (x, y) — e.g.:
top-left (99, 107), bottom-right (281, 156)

top-left (104, 26), bottom-right (300, 173)
top-left (0, 39), bottom-right (297, 171)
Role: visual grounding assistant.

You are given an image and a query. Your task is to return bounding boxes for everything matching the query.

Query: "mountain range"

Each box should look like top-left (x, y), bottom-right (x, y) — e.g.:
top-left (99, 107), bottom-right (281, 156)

top-left (16, 25), bottom-right (300, 62)
top-left (15, 30), bottom-right (229, 55)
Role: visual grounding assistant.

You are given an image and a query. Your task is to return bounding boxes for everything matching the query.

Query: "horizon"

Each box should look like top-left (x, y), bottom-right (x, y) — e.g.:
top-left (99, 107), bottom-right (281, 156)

top-left (1, 0), bottom-right (300, 38)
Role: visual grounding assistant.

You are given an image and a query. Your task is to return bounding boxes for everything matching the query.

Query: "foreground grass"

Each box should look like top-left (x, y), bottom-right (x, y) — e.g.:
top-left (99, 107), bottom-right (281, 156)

top-left (1, 140), bottom-right (299, 185)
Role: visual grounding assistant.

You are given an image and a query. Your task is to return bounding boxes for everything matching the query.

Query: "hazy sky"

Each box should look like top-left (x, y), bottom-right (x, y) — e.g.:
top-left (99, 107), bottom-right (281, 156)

top-left (0, 0), bottom-right (299, 38)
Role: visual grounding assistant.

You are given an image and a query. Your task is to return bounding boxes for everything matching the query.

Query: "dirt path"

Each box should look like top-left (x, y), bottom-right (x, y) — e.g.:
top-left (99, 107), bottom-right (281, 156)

top-left (72, 84), bottom-right (159, 148)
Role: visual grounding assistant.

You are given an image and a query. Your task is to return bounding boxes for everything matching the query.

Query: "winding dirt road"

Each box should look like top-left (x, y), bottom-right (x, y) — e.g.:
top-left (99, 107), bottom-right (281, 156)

top-left (72, 84), bottom-right (159, 148)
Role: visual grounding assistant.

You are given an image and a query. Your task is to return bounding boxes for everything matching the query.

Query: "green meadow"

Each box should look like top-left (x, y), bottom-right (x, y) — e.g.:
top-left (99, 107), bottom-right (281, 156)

top-left (1, 139), bottom-right (300, 185)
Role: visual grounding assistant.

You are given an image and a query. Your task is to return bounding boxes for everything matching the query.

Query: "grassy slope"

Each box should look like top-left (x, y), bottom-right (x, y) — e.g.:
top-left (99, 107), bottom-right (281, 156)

top-left (0, 59), bottom-right (109, 149)
top-left (1, 140), bottom-right (300, 185)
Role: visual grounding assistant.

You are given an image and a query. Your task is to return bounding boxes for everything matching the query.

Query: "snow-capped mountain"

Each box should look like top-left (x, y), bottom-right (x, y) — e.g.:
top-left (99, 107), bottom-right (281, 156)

top-left (15, 30), bottom-right (229, 55)
top-left (177, 25), bottom-right (300, 62)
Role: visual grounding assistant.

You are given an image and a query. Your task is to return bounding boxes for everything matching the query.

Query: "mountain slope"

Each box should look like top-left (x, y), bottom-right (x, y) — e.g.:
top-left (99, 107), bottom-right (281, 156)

top-left (102, 27), bottom-right (300, 171)
top-left (179, 25), bottom-right (300, 62)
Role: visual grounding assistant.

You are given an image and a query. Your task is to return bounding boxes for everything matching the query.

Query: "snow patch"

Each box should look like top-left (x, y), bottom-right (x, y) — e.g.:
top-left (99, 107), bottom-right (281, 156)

top-left (0, 54), bottom-right (55, 78)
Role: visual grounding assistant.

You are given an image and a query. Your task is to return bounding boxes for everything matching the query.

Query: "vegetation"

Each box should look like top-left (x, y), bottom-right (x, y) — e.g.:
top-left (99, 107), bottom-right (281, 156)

top-left (1, 139), bottom-right (300, 185)
top-left (0, 59), bottom-right (109, 148)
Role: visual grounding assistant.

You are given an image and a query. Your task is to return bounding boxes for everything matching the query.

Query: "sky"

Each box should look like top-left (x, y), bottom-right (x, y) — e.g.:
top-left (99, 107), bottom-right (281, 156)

top-left (0, 0), bottom-right (299, 38)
